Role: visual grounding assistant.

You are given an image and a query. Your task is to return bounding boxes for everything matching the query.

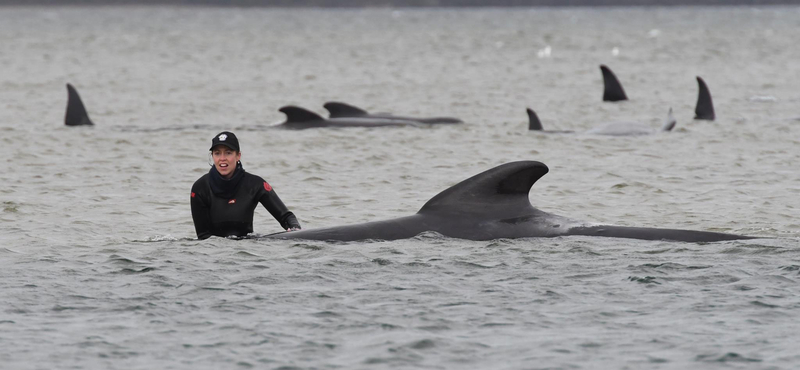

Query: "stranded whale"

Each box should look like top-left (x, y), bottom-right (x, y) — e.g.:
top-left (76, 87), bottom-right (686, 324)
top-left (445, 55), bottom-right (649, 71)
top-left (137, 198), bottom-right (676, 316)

top-left (277, 106), bottom-right (425, 129)
top-left (323, 101), bottom-right (463, 124)
top-left (267, 161), bottom-right (753, 243)
top-left (65, 83), bottom-right (94, 126)
top-left (527, 108), bottom-right (676, 136)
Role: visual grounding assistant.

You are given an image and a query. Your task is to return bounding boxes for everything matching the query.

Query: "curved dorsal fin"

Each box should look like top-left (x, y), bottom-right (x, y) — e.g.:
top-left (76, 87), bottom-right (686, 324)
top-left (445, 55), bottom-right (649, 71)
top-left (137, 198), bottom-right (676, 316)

top-left (418, 161), bottom-right (549, 216)
top-left (660, 108), bottom-right (677, 131)
top-left (694, 76), bottom-right (715, 121)
top-left (600, 65), bottom-right (628, 102)
top-left (526, 108), bottom-right (543, 131)
top-left (65, 83), bottom-right (94, 126)
top-left (279, 106), bottom-right (325, 122)
top-left (323, 102), bottom-right (368, 118)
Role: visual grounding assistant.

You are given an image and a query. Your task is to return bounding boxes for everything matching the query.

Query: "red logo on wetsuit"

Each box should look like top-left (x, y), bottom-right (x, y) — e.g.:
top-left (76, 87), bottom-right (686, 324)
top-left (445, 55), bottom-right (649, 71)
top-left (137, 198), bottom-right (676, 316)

top-left (264, 182), bottom-right (272, 192)
top-left (228, 199), bottom-right (236, 204)
top-left (191, 192), bottom-right (195, 198)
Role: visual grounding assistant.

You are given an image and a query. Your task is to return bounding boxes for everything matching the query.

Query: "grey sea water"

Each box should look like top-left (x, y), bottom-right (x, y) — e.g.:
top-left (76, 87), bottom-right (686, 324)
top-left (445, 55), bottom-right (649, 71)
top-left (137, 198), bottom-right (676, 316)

top-left (1, 5), bottom-right (800, 369)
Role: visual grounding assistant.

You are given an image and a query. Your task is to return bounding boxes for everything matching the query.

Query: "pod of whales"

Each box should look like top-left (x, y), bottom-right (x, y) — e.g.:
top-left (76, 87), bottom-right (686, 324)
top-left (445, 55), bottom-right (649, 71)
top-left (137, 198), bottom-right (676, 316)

top-left (533, 71), bottom-right (715, 135)
top-left (600, 65), bottom-right (716, 121)
top-left (323, 101), bottom-right (463, 124)
top-left (65, 83), bottom-right (94, 126)
top-left (267, 161), bottom-right (753, 243)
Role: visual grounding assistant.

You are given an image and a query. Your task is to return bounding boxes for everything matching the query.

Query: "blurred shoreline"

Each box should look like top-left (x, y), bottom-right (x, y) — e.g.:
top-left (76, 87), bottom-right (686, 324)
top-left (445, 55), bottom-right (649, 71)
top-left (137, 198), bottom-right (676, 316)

top-left (0, 0), bottom-right (796, 7)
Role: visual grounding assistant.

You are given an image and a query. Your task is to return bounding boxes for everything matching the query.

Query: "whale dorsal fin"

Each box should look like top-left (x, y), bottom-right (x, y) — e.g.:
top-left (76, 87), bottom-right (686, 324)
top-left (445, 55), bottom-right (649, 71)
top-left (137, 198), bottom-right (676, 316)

top-left (65, 84), bottom-right (94, 126)
top-left (600, 65), bottom-right (628, 102)
top-left (323, 102), bottom-right (369, 118)
top-left (526, 108), bottom-right (543, 131)
top-left (694, 76), bottom-right (715, 121)
top-left (279, 106), bottom-right (325, 122)
top-left (660, 108), bottom-right (677, 131)
top-left (418, 161), bottom-right (549, 216)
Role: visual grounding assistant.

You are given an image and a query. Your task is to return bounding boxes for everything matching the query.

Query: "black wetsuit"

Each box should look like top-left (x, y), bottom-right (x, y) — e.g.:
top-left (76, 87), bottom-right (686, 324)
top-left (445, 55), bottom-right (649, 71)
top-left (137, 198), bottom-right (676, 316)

top-left (191, 163), bottom-right (301, 239)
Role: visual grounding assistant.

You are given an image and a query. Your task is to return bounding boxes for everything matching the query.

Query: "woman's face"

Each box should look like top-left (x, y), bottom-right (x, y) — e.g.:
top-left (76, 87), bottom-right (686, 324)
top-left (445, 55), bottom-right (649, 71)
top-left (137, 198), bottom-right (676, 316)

top-left (211, 145), bottom-right (241, 179)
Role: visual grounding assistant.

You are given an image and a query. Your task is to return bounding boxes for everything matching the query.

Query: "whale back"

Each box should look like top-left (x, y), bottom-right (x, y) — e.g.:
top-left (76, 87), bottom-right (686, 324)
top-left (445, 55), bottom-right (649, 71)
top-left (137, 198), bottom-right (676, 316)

top-left (279, 106), bottom-right (326, 123)
top-left (694, 76), bottom-right (715, 121)
top-left (65, 84), bottom-right (94, 126)
top-left (418, 161), bottom-right (548, 217)
top-left (323, 102), bottom-right (369, 118)
top-left (600, 65), bottom-right (628, 102)
top-left (526, 108), bottom-right (543, 131)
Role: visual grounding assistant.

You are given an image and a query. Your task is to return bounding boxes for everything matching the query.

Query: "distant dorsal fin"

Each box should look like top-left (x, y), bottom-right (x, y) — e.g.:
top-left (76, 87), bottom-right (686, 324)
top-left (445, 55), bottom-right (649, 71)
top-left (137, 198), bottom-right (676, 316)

top-left (418, 161), bottom-right (549, 216)
top-left (694, 76), bottom-right (715, 121)
top-left (279, 106), bottom-right (325, 122)
top-left (323, 102), bottom-right (369, 118)
top-left (660, 108), bottom-right (677, 131)
top-left (65, 83), bottom-right (94, 126)
top-left (526, 108), bottom-right (543, 131)
top-left (600, 65), bottom-right (628, 102)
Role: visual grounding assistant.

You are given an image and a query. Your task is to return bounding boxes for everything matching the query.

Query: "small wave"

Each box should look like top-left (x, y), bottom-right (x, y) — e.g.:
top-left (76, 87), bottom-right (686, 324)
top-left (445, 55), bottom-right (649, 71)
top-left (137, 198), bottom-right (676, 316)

top-left (453, 261), bottom-right (505, 269)
top-left (3, 201), bottom-right (19, 213)
top-left (312, 311), bottom-right (341, 318)
top-left (234, 250), bottom-right (262, 258)
top-left (750, 300), bottom-right (780, 309)
top-left (636, 262), bottom-right (711, 271)
top-left (628, 276), bottom-right (660, 284)
top-left (115, 267), bottom-right (156, 274)
top-left (132, 235), bottom-right (194, 243)
top-left (403, 262), bottom-right (432, 268)
top-left (438, 301), bottom-right (477, 307)
top-left (779, 265), bottom-right (800, 272)
top-left (407, 339), bottom-right (436, 350)
top-left (106, 256), bottom-right (148, 265)
top-left (291, 243), bottom-right (325, 251)
top-left (696, 352), bottom-right (762, 363)
top-left (200, 287), bottom-right (225, 291)
top-left (52, 305), bottom-right (97, 312)
top-left (372, 258), bottom-right (392, 265)
top-left (480, 322), bottom-right (513, 327)
top-left (748, 95), bottom-right (777, 102)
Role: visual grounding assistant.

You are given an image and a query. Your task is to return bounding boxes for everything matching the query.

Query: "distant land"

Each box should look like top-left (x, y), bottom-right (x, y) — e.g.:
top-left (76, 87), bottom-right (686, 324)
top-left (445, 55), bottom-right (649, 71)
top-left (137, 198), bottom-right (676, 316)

top-left (0, 0), bottom-right (798, 6)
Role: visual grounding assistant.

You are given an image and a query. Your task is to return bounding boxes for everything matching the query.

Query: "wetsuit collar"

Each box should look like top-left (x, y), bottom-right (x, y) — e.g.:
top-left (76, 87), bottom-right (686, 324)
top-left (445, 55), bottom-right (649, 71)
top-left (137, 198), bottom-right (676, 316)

top-left (209, 162), bottom-right (245, 199)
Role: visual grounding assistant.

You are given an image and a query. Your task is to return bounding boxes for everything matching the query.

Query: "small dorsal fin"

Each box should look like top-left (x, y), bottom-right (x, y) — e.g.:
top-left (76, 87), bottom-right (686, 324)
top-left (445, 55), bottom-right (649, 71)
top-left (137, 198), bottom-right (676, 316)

top-left (526, 108), bottom-right (543, 131)
top-left (323, 102), bottom-right (369, 118)
top-left (418, 161), bottom-right (549, 216)
top-left (65, 83), bottom-right (94, 126)
top-left (661, 108), bottom-right (677, 131)
top-left (694, 76), bottom-right (715, 121)
top-left (279, 106), bottom-right (325, 122)
top-left (600, 65), bottom-right (628, 102)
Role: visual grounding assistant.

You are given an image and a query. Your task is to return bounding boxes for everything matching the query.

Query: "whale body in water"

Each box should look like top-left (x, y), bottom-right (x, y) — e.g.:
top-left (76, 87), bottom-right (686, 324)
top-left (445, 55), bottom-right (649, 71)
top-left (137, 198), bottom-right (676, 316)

top-left (323, 101), bottom-right (463, 124)
top-left (266, 161), bottom-right (754, 243)
top-left (526, 108), bottom-right (676, 136)
top-left (277, 105), bottom-right (429, 129)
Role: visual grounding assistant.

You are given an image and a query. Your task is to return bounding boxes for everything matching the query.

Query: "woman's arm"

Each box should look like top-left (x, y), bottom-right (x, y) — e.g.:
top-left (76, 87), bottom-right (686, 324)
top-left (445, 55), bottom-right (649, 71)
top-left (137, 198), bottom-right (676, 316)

top-left (190, 183), bottom-right (215, 240)
top-left (258, 182), bottom-right (301, 231)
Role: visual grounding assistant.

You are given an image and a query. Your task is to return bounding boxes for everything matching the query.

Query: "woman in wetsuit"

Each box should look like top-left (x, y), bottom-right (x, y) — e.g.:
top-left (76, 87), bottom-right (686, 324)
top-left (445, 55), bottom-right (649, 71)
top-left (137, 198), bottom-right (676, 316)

top-left (191, 131), bottom-right (301, 239)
